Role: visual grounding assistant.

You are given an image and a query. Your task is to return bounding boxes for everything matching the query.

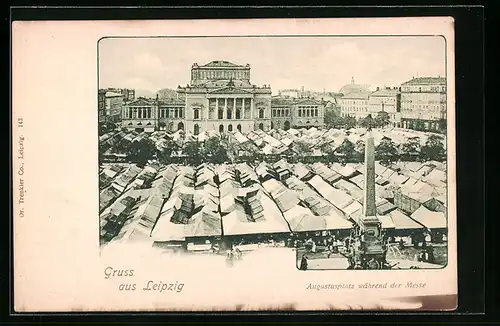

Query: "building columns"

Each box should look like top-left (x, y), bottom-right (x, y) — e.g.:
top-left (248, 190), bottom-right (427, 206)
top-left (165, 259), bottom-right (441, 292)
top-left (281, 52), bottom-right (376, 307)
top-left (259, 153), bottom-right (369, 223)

top-left (224, 98), bottom-right (227, 119)
top-left (233, 97), bottom-right (237, 119)
top-left (215, 98), bottom-right (219, 120)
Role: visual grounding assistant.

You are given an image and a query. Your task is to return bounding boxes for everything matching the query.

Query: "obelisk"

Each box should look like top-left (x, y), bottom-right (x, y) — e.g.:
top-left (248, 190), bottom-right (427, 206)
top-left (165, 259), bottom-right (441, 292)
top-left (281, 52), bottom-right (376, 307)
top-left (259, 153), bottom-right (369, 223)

top-left (363, 128), bottom-right (377, 217)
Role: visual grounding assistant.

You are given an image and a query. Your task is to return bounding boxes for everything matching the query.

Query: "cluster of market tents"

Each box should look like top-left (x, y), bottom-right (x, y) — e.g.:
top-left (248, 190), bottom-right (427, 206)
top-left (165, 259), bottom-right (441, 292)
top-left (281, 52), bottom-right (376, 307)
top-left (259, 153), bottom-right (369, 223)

top-left (99, 155), bottom-right (447, 246)
top-left (99, 126), bottom-right (445, 159)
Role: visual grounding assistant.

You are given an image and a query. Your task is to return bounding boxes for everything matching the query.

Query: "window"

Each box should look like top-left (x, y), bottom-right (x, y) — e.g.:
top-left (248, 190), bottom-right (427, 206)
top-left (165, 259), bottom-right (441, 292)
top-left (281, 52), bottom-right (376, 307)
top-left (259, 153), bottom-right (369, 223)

top-left (273, 109), bottom-right (276, 117)
top-left (259, 109), bottom-right (264, 119)
top-left (194, 124), bottom-right (200, 135)
top-left (179, 108), bottom-right (184, 118)
top-left (177, 122), bottom-right (184, 130)
top-left (218, 109), bottom-right (224, 119)
top-left (237, 124), bottom-right (242, 132)
top-left (219, 124), bottom-right (224, 133)
top-left (258, 123), bottom-right (264, 130)
top-left (174, 108), bottom-right (179, 118)
top-left (227, 108), bottom-right (232, 120)
top-left (228, 124), bottom-right (233, 132)
top-left (236, 109), bottom-right (241, 119)
top-left (193, 109), bottom-right (200, 120)
top-left (298, 110), bottom-right (302, 117)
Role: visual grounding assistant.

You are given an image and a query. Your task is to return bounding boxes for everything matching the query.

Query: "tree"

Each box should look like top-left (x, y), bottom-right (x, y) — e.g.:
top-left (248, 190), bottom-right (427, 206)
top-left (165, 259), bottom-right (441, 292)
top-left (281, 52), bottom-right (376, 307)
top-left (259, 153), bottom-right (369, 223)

top-left (127, 138), bottom-right (156, 167)
top-left (421, 134), bottom-right (446, 161)
top-left (336, 138), bottom-right (356, 161)
top-left (203, 136), bottom-right (229, 164)
top-left (211, 145), bottom-right (229, 164)
top-left (359, 114), bottom-right (375, 129)
top-left (343, 115), bottom-right (357, 130)
top-left (375, 111), bottom-right (390, 128)
top-left (293, 140), bottom-right (313, 158)
top-left (157, 140), bottom-right (179, 164)
top-left (99, 121), bottom-right (117, 135)
top-left (183, 141), bottom-right (202, 165)
top-left (400, 137), bottom-right (421, 161)
top-left (438, 118), bottom-right (447, 134)
top-left (114, 139), bottom-right (130, 154)
top-left (203, 136), bottom-right (221, 156)
top-left (320, 141), bottom-right (336, 162)
top-left (375, 138), bottom-right (398, 164)
top-left (355, 139), bottom-right (365, 162)
top-left (324, 110), bottom-right (342, 128)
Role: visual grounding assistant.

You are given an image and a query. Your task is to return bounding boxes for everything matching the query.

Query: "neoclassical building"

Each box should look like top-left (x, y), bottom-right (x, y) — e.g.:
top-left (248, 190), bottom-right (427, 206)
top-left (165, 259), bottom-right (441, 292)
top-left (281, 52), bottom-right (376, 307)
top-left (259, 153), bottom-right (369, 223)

top-left (270, 96), bottom-right (326, 130)
top-left (121, 97), bottom-right (185, 132)
top-left (177, 61), bottom-right (272, 135)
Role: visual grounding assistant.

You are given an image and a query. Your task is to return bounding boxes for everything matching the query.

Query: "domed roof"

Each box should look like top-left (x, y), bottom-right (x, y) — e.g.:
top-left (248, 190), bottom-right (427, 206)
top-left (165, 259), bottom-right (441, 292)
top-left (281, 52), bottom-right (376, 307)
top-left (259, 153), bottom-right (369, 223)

top-left (339, 77), bottom-right (370, 94)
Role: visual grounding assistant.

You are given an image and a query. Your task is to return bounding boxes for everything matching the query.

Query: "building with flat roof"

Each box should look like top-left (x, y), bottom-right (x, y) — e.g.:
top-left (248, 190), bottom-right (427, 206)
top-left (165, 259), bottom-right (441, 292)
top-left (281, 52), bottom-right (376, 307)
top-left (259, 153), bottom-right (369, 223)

top-left (105, 91), bottom-right (124, 123)
top-left (400, 77), bottom-right (446, 131)
top-left (368, 87), bottom-right (401, 127)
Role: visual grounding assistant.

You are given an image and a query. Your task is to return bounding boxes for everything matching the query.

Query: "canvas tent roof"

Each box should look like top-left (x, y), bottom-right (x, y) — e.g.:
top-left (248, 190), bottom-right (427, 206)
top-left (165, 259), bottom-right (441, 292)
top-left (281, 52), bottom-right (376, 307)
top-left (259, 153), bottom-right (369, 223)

top-left (222, 203), bottom-right (290, 236)
top-left (284, 205), bottom-right (352, 232)
top-left (387, 209), bottom-right (424, 230)
top-left (410, 205), bottom-right (447, 229)
top-left (184, 211), bottom-right (222, 237)
top-left (151, 208), bottom-right (186, 241)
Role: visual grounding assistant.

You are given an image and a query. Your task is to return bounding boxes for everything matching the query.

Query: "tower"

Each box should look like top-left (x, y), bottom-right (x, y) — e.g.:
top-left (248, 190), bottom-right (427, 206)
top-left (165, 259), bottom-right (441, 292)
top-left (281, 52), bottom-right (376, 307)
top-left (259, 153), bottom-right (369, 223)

top-left (363, 129), bottom-right (377, 217)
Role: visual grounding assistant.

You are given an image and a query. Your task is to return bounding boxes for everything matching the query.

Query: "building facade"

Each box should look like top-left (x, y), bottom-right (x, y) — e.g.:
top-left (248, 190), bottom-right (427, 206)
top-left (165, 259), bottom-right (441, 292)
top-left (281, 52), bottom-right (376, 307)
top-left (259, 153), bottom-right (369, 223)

top-left (98, 90), bottom-right (106, 124)
top-left (121, 98), bottom-right (157, 132)
top-left (400, 77), bottom-right (447, 131)
top-left (105, 91), bottom-right (124, 123)
top-left (271, 97), bottom-right (293, 130)
top-left (270, 97), bottom-right (325, 130)
top-left (178, 61), bottom-right (272, 134)
top-left (339, 91), bottom-right (371, 119)
top-left (158, 98), bottom-right (186, 132)
top-left (291, 98), bottom-right (325, 128)
top-left (106, 88), bottom-right (136, 102)
top-left (368, 87), bottom-right (402, 127)
top-left (121, 97), bottom-right (185, 132)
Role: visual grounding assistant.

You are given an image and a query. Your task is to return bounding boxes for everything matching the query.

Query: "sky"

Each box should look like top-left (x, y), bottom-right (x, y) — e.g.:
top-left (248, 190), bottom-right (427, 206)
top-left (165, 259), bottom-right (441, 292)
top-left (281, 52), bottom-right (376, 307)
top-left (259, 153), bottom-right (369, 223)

top-left (98, 36), bottom-right (446, 95)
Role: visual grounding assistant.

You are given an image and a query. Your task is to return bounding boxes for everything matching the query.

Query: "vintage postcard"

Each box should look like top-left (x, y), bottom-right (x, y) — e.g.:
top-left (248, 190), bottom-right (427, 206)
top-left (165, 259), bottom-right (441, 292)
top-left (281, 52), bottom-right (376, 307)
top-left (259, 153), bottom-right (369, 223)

top-left (12, 17), bottom-right (457, 312)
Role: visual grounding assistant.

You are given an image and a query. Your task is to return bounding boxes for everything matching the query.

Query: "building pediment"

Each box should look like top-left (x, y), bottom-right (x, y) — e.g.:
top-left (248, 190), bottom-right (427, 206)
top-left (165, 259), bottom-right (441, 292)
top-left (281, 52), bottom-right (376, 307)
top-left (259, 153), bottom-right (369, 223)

top-left (126, 99), bottom-right (154, 106)
top-left (208, 87), bottom-right (253, 95)
top-left (295, 99), bottom-right (322, 106)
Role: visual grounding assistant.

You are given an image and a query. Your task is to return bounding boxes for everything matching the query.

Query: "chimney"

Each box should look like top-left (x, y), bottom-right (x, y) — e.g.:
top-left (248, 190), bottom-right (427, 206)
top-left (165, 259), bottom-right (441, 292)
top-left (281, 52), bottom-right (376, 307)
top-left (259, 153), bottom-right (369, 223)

top-left (363, 129), bottom-right (377, 217)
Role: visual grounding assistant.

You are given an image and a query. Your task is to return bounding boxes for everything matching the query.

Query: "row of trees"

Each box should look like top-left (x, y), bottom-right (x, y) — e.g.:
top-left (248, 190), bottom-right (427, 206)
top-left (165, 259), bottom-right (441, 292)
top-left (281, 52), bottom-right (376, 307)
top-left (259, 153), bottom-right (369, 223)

top-left (324, 110), bottom-right (447, 134)
top-left (293, 134), bottom-right (446, 164)
top-left (324, 111), bottom-right (391, 129)
top-left (123, 136), bottom-right (230, 167)
top-left (103, 130), bottom-right (445, 167)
